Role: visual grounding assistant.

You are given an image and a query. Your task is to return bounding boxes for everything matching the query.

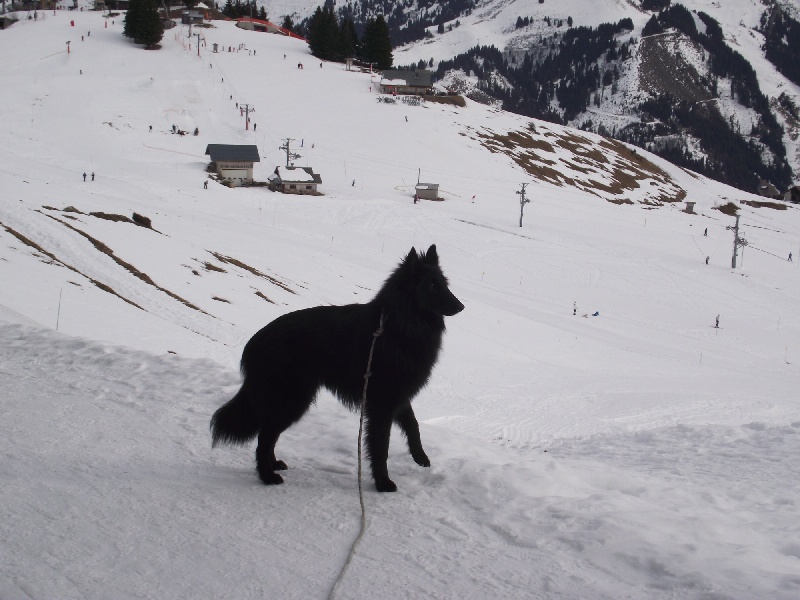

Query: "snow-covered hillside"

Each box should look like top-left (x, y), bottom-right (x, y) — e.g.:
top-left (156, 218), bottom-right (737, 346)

top-left (1, 7), bottom-right (800, 599)
top-left (382, 0), bottom-right (800, 190)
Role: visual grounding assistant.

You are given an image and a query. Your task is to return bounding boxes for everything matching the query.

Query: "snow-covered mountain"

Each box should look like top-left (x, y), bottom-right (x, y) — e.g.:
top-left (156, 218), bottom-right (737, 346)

top-left (1, 5), bottom-right (800, 599)
top-left (271, 0), bottom-right (800, 195)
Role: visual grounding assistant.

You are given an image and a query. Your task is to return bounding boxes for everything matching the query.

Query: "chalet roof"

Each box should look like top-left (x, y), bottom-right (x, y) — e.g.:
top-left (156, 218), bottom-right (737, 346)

top-left (205, 144), bottom-right (260, 163)
top-left (380, 69), bottom-right (433, 88)
top-left (272, 166), bottom-right (322, 184)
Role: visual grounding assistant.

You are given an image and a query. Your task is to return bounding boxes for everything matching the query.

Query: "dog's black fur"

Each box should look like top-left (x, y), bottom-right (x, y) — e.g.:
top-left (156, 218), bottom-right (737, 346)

top-left (211, 244), bottom-right (464, 492)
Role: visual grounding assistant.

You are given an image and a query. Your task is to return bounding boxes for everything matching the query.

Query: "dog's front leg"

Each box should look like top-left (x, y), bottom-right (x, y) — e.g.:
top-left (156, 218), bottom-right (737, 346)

top-left (365, 409), bottom-right (396, 492)
top-left (394, 403), bottom-right (430, 467)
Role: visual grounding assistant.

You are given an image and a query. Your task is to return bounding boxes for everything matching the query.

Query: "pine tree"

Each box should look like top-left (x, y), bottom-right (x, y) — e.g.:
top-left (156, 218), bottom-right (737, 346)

top-left (337, 18), bottom-right (358, 61)
top-left (307, 6), bottom-right (339, 60)
top-left (123, 0), bottom-right (143, 40)
top-left (135, 0), bottom-right (164, 49)
top-left (642, 14), bottom-right (664, 36)
top-left (361, 15), bottom-right (393, 70)
top-left (124, 0), bottom-right (163, 49)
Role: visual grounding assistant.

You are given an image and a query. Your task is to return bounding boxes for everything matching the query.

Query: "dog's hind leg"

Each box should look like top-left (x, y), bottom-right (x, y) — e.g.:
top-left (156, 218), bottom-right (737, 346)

top-left (254, 385), bottom-right (315, 485)
top-left (255, 427), bottom-right (286, 485)
top-left (394, 404), bottom-right (430, 467)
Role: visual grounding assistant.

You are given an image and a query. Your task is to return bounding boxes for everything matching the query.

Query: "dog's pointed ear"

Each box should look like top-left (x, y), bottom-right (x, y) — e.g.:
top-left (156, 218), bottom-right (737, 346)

top-left (405, 247), bottom-right (419, 270)
top-left (425, 244), bottom-right (439, 264)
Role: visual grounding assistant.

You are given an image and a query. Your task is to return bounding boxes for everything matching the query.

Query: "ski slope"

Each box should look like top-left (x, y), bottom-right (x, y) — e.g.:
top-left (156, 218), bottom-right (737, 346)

top-left (1, 7), bottom-right (799, 599)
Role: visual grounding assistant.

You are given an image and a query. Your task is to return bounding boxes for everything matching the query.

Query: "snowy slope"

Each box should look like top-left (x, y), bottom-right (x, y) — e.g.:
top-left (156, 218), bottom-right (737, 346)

top-left (388, 0), bottom-right (800, 184)
top-left (1, 7), bottom-right (800, 599)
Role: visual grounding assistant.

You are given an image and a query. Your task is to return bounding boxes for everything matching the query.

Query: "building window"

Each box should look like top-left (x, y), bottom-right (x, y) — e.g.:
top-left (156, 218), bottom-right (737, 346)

top-left (289, 184), bottom-right (296, 189)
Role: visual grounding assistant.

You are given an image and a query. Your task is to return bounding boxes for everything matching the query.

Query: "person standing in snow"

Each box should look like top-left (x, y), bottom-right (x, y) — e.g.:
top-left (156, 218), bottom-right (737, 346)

top-left (789, 252), bottom-right (793, 262)
top-left (204, 180), bottom-right (208, 189)
top-left (91, 172), bottom-right (95, 181)
top-left (705, 256), bottom-right (709, 265)
top-left (82, 172), bottom-right (86, 182)
top-left (704, 228), bottom-right (707, 236)
top-left (573, 302), bottom-right (577, 316)
top-left (715, 315), bottom-right (720, 329)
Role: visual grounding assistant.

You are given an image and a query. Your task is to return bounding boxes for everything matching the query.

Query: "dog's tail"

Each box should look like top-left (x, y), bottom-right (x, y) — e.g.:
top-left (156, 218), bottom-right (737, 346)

top-left (210, 387), bottom-right (259, 447)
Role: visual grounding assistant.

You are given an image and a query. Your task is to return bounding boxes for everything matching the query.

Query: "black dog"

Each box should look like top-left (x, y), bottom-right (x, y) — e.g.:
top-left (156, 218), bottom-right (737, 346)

top-left (211, 245), bottom-right (464, 492)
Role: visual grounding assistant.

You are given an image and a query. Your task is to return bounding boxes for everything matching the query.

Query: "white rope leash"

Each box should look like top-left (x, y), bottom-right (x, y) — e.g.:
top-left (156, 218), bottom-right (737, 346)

top-left (328, 310), bottom-right (385, 600)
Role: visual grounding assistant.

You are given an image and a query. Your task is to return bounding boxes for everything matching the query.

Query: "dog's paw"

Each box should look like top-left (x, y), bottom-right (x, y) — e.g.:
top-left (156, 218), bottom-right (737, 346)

top-left (412, 451), bottom-right (430, 467)
top-left (273, 460), bottom-right (288, 471)
top-left (375, 477), bottom-right (397, 493)
top-left (258, 471), bottom-right (284, 485)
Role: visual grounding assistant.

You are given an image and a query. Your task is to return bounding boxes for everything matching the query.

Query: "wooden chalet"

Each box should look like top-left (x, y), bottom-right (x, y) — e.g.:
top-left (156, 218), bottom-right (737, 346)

top-left (269, 166), bottom-right (322, 195)
top-left (379, 70), bottom-right (434, 95)
top-left (205, 144), bottom-right (260, 187)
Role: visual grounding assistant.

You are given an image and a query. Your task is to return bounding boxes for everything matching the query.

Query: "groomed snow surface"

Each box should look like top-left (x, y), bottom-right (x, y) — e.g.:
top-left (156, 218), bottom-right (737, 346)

top-left (1, 7), bottom-right (799, 600)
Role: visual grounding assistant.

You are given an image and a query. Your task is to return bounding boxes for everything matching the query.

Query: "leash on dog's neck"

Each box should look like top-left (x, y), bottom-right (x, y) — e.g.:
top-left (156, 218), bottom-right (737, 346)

top-left (328, 309), bottom-right (385, 600)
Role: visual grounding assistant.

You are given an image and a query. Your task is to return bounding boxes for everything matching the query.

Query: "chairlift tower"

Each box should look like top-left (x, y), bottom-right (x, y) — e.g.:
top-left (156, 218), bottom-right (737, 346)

top-left (240, 104), bottom-right (254, 130)
top-left (279, 138), bottom-right (301, 167)
top-left (726, 214), bottom-right (748, 268)
top-left (517, 183), bottom-right (530, 228)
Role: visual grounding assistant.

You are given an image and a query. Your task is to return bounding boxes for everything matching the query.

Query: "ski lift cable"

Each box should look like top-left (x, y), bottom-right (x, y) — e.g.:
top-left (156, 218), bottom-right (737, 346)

top-left (745, 244), bottom-right (789, 260)
top-left (741, 223), bottom-right (788, 234)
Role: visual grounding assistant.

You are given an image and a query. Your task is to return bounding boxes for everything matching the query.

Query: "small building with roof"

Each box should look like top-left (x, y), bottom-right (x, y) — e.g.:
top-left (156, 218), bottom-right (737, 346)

top-left (415, 182), bottom-right (440, 201)
top-left (205, 144), bottom-right (260, 187)
top-left (236, 17), bottom-right (305, 40)
top-left (379, 70), bottom-right (434, 95)
top-left (268, 166), bottom-right (322, 195)
top-left (182, 9), bottom-right (204, 25)
top-left (757, 179), bottom-right (781, 199)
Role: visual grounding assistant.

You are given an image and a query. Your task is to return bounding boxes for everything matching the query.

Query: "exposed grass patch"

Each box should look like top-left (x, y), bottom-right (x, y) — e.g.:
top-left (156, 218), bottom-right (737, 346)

top-left (44, 214), bottom-right (209, 315)
top-left (425, 95), bottom-right (466, 107)
top-left (255, 290), bottom-right (275, 304)
top-left (203, 262), bottom-right (227, 273)
top-left (210, 252), bottom-right (296, 294)
top-left (132, 213), bottom-right (153, 228)
top-left (44, 206), bottom-right (157, 230)
top-left (0, 219), bottom-right (143, 310)
top-left (90, 212), bottom-right (133, 223)
top-left (714, 202), bottom-right (739, 216)
top-left (741, 200), bottom-right (788, 210)
top-left (475, 127), bottom-right (685, 204)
